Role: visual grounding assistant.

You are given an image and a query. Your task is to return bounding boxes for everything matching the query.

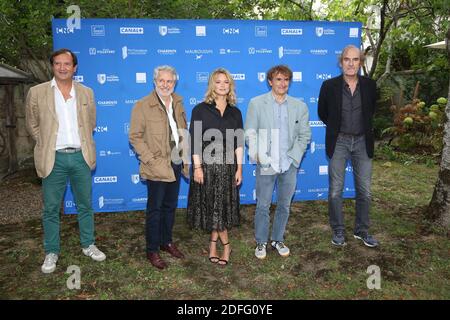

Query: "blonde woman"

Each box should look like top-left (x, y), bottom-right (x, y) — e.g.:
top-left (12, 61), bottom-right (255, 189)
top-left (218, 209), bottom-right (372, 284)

top-left (187, 68), bottom-right (244, 266)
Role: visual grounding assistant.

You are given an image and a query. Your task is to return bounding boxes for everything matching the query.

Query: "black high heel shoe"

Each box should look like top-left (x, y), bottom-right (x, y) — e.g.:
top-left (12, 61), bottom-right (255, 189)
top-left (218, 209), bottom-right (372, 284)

top-left (209, 239), bottom-right (219, 263)
top-left (218, 242), bottom-right (232, 266)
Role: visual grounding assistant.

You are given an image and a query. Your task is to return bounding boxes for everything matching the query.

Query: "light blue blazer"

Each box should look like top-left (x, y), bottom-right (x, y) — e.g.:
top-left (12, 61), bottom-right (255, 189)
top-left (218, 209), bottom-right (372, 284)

top-left (244, 92), bottom-right (311, 168)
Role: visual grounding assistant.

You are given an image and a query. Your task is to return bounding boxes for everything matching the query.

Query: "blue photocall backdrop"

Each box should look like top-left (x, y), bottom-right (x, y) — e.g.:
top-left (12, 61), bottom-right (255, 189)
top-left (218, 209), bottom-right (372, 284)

top-left (52, 19), bottom-right (361, 213)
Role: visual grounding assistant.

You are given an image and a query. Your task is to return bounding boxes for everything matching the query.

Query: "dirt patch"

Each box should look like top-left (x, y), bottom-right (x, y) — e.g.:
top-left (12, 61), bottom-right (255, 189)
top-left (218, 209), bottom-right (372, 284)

top-left (0, 168), bottom-right (42, 225)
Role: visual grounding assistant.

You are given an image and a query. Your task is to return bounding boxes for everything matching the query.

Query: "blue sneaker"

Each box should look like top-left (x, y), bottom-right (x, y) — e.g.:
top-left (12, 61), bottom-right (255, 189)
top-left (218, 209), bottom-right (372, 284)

top-left (331, 230), bottom-right (346, 246)
top-left (353, 232), bottom-right (379, 248)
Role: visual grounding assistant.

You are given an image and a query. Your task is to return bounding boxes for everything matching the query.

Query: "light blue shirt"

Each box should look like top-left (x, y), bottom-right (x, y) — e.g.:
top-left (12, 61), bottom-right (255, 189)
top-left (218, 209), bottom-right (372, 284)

top-left (271, 94), bottom-right (292, 173)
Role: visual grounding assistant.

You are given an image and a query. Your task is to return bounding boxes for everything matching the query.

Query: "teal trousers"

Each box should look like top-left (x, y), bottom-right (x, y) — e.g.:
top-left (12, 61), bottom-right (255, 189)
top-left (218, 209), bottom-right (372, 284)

top-left (42, 151), bottom-right (95, 254)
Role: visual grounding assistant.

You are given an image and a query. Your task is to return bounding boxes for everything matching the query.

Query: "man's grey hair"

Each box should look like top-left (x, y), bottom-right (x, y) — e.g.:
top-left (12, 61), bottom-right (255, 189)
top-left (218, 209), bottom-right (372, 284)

top-left (153, 65), bottom-right (178, 82)
top-left (339, 44), bottom-right (365, 64)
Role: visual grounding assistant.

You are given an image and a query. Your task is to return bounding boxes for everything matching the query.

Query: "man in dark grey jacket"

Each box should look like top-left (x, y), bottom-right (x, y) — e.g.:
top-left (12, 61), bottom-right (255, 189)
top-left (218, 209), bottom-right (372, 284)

top-left (318, 45), bottom-right (379, 248)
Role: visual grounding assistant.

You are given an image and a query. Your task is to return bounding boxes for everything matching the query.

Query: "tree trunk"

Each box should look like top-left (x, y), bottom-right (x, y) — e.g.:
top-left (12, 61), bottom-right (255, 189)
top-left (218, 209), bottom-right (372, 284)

top-left (426, 28), bottom-right (450, 230)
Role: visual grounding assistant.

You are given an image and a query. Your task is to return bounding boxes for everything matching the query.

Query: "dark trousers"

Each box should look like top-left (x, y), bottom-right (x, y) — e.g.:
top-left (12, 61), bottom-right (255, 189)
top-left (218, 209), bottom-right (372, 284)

top-left (146, 163), bottom-right (181, 253)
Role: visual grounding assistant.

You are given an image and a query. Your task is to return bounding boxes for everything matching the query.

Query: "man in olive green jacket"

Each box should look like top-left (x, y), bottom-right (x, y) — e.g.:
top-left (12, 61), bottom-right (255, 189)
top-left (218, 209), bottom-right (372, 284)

top-left (26, 49), bottom-right (106, 274)
top-left (129, 65), bottom-right (189, 270)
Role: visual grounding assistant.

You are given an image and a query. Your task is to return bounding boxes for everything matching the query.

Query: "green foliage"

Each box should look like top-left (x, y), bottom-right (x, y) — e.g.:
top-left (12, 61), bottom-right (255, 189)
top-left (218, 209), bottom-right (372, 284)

top-left (381, 97), bottom-right (447, 156)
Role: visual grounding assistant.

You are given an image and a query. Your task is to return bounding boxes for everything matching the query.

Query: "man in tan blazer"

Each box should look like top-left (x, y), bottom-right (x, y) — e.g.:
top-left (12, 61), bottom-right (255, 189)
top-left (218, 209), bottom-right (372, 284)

top-left (26, 48), bottom-right (106, 274)
top-left (129, 65), bottom-right (189, 270)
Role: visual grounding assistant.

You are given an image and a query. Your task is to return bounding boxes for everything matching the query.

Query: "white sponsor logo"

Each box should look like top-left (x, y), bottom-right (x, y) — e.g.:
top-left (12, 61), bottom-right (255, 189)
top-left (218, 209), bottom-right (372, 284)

top-left (131, 174), bottom-right (141, 184)
top-left (97, 74), bottom-right (119, 84)
top-left (56, 27), bottom-right (74, 34)
top-left (219, 48), bottom-right (240, 55)
top-left (248, 47), bottom-right (272, 55)
top-left (196, 26), bottom-right (206, 36)
top-left (159, 25), bottom-right (181, 36)
top-left (120, 27), bottom-right (144, 34)
top-left (309, 120), bottom-right (326, 127)
top-left (97, 74), bottom-right (106, 85)
top-left (189, 97), bottom-right (197, 105)
top-left (316, 27), bottom-right (335, 37)
top-left (349, 28), bottom-right (359, 38)
top-left (258, 72), bottom-right (266, 82)
top-left (293, 71), bottom-right (302, 82)
top-left (159, 25), bottom-right (167, 36)
top-left (316, 27), bottom-right (324, 37)
top-left (185, 49), bottom-right (213, 55)
top-left (316, 73), bottom-right (332, 80)
top-left (99, 150), bottom-right (121, 157)
top-left (157, 49), bottom-right (177, 55)
top-left (124, 123), bottom-right (130, 134)
top-left (98, 196), bottom-right (124, 209)
top-left (279, 46), bottom-right (302, 59)
top-left (136, 72), bottom-right (147, 83)
top-left (73, 75), bottom-right (83, 82)
top-left (308, 188), bottom-right (328, 193)
top-left (94, 176), bottom-right (118, 184)
top-left (65, 201), bottom-right (75, 208)
top-left (89, 48), bottom-right (115, 55)
top-left (91, 25), bottom-right (105, 36)
top-left (310, 97), bottom-right (319, 103)
top-left (196, 72), bottom-right (209, 83)
top-left (310, 49), bottom-right (328, 55)
top-left (231, 73), bottom-right (245, 80)
top-left (281, 28), bottom-right (302, 35)
top-left (132, 197), bottom-right (147, 203)
top-left (255, 26), bottom-right (267, 37)
top-left (125, 99), bottom-right (139, 105)
top-left (223, 28), bottom-right (239, 34)
top-left (319, 165), bottom-right (328, 175)
top-left (310, 141), bottom-right (326, 154)
top-left (346, 165), bottom-right (353, 173)
top-left (94, 126), bottom-right (108, 133)
top-left (129, 149), bottom-right (136, 157)
top-left (122, 46), bottom-right (148, 59)
top-left (97, 100), bottom-right (118, 107)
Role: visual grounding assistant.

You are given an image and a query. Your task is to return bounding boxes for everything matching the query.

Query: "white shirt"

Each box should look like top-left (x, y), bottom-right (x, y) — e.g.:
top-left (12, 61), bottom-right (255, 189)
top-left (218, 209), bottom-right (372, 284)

top-left (157, 93), bottom-right (179, 148)
top-left (51, 78), bottom-right (81, 150)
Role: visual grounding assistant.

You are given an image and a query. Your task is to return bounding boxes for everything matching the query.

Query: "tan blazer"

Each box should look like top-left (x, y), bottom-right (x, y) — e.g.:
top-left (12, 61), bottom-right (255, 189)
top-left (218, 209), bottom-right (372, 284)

top-left (25, 80), bottom-right (97, 178)
top-left (129, 90), bottom-right (189, 182)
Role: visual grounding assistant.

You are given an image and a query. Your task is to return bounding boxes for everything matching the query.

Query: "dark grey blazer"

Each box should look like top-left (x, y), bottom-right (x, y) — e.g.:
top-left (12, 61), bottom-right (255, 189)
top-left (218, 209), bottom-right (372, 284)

top-left (318, 74), bottom-right (377, 158)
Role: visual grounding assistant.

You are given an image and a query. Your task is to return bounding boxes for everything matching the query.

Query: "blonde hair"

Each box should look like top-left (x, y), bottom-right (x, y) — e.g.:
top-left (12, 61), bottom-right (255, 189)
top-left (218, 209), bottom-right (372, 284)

top-left (204, 68), bottom-right (237, 106)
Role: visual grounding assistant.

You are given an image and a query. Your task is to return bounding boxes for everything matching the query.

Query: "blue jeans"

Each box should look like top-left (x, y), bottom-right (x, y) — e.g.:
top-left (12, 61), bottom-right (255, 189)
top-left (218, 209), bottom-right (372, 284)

top-left (254, 164), bottom-right (297, 243)
top-left (328, 134), bottom-right (372, 234)
top-left (146, 163), bottom-right (181, 253)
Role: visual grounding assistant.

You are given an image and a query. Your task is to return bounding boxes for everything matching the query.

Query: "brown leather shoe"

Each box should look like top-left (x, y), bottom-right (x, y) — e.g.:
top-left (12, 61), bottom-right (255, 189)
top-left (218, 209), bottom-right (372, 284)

top-left (147, 252), bottom-right (167, 269)
top-left (160, 243), bottom-right (185, 259)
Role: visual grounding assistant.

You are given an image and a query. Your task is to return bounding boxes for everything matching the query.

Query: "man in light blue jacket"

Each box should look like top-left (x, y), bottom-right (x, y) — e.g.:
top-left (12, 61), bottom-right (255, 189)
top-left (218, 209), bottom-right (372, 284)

top-left (245, 65), bottom-right (311, 259)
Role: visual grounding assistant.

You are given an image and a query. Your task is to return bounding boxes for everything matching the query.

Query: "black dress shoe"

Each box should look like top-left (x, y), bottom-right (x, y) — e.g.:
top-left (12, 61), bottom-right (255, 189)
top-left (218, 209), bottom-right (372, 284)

top-left (160, 243), bottom-right (185, 259)
top-left (147, 252), bottom-right (168, 269)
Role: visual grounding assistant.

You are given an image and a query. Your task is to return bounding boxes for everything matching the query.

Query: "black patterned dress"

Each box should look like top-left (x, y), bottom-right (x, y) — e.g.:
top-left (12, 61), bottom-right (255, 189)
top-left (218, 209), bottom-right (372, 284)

top-left (187, 102), bottom-right (243, 232)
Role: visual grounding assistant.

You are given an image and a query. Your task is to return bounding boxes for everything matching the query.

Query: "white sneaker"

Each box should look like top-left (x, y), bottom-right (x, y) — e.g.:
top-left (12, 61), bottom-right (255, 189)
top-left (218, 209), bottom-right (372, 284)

top-left (255, 243), bottom-right (267, 259)
top-left (41, 253), bottom-right (58, 273)
top-left (271, 241), bottom-right (290, 257)
top-left (82, 244), bottom-right (106, 262)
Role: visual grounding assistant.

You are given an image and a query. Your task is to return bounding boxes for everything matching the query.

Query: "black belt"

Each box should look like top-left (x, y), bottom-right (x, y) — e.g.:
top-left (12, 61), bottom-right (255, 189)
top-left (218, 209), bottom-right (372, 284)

top-left (56, 147), bottom-right (81, 153)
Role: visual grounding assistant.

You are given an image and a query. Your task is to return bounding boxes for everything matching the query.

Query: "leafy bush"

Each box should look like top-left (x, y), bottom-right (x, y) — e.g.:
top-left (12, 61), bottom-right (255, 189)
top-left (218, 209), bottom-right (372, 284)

top-left (382, 97), bottom-right (447, 155)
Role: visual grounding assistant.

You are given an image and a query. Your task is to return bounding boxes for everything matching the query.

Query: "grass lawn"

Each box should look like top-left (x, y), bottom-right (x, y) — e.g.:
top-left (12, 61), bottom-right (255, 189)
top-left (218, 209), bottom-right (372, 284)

top-left (0, 159), bottom-right (449, 300)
